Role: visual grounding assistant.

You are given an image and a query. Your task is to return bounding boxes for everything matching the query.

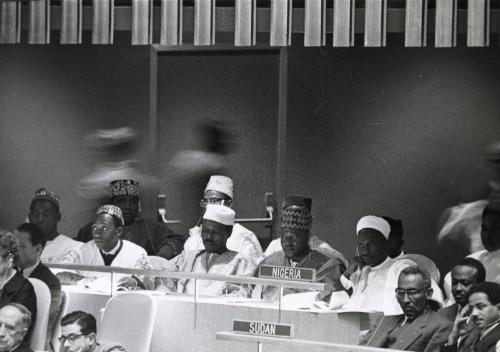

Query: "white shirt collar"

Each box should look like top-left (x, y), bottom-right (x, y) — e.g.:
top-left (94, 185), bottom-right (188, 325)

top-left (22, 260), bottom-right (40, 278)
top-left (368, 256), bottom-right (392, 271)
top-left (101, 239), bottom-right (122, 255)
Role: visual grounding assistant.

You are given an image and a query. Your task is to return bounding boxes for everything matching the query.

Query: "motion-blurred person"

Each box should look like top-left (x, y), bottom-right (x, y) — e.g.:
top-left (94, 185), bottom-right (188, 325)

top-left (342, 215), bottom-right (415, 315)
top-left (258, 196), bottom-right (345, 301)
top-left (169, 121), bottom-right (235, 231)
top-left (383, 216), bottom-right (405, 258)
top-left (58, 205), bottom-right (152, 289)
top-left (13, 223), bottom-right (61, 349)
top-left (77, 180), bottom-right (184, 260)
top-left (28, 188), bottom-right (82, 263)
top-left (0, 304), bottom-right (32, 352)
top-left (439, 258), bottom-right (485, 349)
top-left (363, 266), bottom-right (451, 352)
top-left (157, 204), bottom-right (256, 296)
top-left (59, 311), bottom-right (125, 352)
top-left (183, 175), bottom-right (263, 262)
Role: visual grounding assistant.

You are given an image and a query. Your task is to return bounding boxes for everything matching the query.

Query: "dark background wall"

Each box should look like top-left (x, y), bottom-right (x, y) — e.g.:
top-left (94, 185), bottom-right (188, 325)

top-left (1, 33), bottom-right (499, 274)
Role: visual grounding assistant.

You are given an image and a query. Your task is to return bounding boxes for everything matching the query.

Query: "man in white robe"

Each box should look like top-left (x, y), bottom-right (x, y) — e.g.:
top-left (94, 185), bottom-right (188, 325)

top-left (158, 204), bottom-right (257, 296)
top-left (183, 175), bottom-right (263, 264)
top-left (58, 205), bottom-right (152, 289)
top-left (28, 188), bottom-right (82, 263)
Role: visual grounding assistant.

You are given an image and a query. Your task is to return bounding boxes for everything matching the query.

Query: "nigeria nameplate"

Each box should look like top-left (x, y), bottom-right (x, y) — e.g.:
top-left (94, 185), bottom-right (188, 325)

top-left (233, 320), bottom-right (293, 338)
top-left (259, 265), bottom-right (316, 282)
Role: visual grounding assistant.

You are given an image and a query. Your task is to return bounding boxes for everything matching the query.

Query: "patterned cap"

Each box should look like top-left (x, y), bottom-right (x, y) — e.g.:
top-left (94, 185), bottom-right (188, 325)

top-left (205, 175), bottom-right (233, 199)
top-left (96, 205), bottom-right (124, 226)
top-left (281, 196), bottom-right (313, 231)
top-left (31, 187), bottom-right (60, 210)
top-left (110, 179), bottom-right (139, 197)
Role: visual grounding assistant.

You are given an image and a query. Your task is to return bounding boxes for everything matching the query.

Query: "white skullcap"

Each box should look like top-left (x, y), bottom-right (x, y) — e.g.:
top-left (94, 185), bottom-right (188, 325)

top-left (203, 204), bottom-right (235, 226)
top-left (205, 175), bottom-right (233, 199)
top-left (356, 215), bottom-right (391, 239)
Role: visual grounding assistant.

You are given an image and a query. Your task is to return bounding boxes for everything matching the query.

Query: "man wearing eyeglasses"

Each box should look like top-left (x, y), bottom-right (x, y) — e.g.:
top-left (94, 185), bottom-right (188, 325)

top-left (363, 266), bottom-right (451, 352)
top-left (0, 304), bottom-right (32, 352)
top-left (77, 180), bottom-right (185, 260)
top-left (183, 175), bottom-right (263, 263)
top-left (59, 311), bottom-right (125, 352)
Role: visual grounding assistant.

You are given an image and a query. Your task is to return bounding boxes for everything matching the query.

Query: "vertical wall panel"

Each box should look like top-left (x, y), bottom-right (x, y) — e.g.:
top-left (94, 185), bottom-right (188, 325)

top-left (304, 0), bottom-right (325, 46)
top-left (235, 0), bottom-right (256, 46)
top-left (405, 0), bottom-right (427, 47)
top-left (270, 0), bottom-right (292, 46)
top-left (467, 0), bottom-right (489, 47)
top-left (435, 0), bottom-right (457, 47)
top-left (131, 0), bottom-right (152, 45)
top-left (29, 0), bottom-right (50, 44)
top-left (0, 1), bottom-right (21, 44)
top-left (161, 0), bottom-right (182, 45)
top-left (194, 0), bottom-right (215, 45)
top-left (60, 0), bottom-right (82, 44)
top-left (333, 0), bottom-right (355, 47)
top-left (364, 0), bottom-right (386, 47)
top-left (92, 0), bottom-right (114, 44)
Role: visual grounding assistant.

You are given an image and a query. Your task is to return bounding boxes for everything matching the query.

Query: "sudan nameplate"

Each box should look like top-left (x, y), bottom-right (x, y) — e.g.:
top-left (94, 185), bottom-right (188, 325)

top-left (259, 265), bottom-right (316, 282)
top-left (233, 320), bottom-right (293, 338)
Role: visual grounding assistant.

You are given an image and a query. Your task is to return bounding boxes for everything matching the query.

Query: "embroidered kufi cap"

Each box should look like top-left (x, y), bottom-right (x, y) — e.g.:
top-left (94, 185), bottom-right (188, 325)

top-left (205, 175), bottom-right (233, 199)
top-left (281, 196), bottom-right (313, 231)
top-left (110, 179), bottom-right (139, 197)
top-left (31, 187), bottom-right (60, 210)
top-left (96, 205), bottom-right (124, 226)
top-left (203, 204), bottom-right (235, 226)
top-left (356, 215), bottom-right (391, 239)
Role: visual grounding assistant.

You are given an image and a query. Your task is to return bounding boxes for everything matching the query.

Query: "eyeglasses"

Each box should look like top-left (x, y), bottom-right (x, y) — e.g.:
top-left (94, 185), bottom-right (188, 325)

top-left (395, 287), bottom-right (429, 300)
top-left (199, 198), bottom-right (229, 208)
top-left (58, 333), bottom-right (86, 344)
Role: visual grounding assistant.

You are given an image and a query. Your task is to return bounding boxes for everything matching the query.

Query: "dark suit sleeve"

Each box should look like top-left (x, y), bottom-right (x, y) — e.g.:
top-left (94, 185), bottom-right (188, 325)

top-left (13, 280), bottom-right (37, 330)
top-left (425, 320), bottom-right (453, 352)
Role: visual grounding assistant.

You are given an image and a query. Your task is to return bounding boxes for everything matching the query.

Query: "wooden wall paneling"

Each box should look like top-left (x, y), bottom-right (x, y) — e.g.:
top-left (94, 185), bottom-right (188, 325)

top-left (29, 0), bottom-right (50, 44)
top-left (194, 0), bottom-right (215, 45)
top-left (60, 0), bottom-right (82, 43)
top-left (0, 0), bottom-right (21, 44)
top-left (304, 0), bottom-right (325, 46)
top-left (131, 0), bottom-right (152, 45)
top-left (467, 0), bottom-right (490, 46)
top-left (92, 0), bottom-right (114, 44)
top-left (270, 0), bottom-right (292, 46)
top-left (364, 0), bottom-right (387, 47)
top-left (160, 0), bottom-right (182, 45)
top-left (435, 0), bottom-right (457, 47)
top-left (235, 0), bottom-right (256, 46)
top-left (333, 0), bottom-right (355, 47)
top-left (405, 0), bottom-right (427, 47)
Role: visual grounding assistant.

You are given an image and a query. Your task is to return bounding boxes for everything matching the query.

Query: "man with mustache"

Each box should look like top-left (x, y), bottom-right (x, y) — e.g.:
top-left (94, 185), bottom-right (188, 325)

top-left (157, 204), bottom-right (256, 296)
top-left (342, 215), bottom-right (415, 314)
top-left (77, 180), bottom-right (185, 260)
top-left (364, 266), bottom-right (452, 352)
top-left (439, 258), bottom-right (486, 350)
top-left (446, 282), bottom-right (500, 352)
top-left (258, 196), bottom-right (345, 301)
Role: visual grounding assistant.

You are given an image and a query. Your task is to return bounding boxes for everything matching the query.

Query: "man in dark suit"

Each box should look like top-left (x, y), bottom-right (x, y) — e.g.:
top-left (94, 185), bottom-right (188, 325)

top-left (0, 304), bottom-right (33, 352)
top-left (439, 258), bottom-right (486, 349)
top-left (13, 223), bottom-right (61, 348)
top-left (364, 265), bottom-right (452, 352)
top-left (457, 282), bottom-right (500, 352)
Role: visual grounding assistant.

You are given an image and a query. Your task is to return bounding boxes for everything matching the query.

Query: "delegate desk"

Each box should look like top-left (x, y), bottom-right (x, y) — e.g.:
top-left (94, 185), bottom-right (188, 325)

top-left (48, 264), bottom-right (376, 352)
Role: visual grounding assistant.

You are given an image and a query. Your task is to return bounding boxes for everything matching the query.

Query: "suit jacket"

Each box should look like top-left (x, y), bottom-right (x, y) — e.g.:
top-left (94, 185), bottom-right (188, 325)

top-left (0, 271), bottom-right (37, 328)
top-left (11, 343), bottom-right (33, 352)
top-left (439, 304), bottom-right (460, 322)
top-left (452, 323), bottom-right (500, 352)
top-left (29, 262), bottom-right (62, 347)
top-left (366, 309), bottom-right (452, 352)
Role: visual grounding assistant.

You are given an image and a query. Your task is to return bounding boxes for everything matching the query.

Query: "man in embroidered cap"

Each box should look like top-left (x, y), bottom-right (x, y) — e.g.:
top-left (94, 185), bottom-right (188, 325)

top-left (257, 196), bottom-right (345, 301)
top-left (58, 205), bottom-right (152, 289)
top-left (77, 179), bottom-right (185, 260)
top-left (341, 215), bottom-right (415, 314)
top-left (28, 187), bottom-right (82, 263)
top-left (183, 175), bottom-right (264, 262)
top-left (156, 204), bottom-right (257, 296)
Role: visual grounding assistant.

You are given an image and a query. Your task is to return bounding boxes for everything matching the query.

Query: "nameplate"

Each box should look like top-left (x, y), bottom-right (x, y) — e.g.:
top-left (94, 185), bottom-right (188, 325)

top-left (258, 265), bottom-right (316, 282)
top-left (233, 320), bottom-right (293, 338)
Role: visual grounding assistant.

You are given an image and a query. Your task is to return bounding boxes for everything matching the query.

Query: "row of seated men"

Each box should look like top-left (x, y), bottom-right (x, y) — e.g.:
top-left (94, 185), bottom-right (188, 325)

top-left (4, 176), bottom-right (500, 352)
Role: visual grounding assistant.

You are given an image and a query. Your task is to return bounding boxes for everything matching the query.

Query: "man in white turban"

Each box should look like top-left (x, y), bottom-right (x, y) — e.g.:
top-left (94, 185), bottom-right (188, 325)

top-left (183, 175), bottom-right (264, 263)
top-left (157, 204), bottom-right (257, 296)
